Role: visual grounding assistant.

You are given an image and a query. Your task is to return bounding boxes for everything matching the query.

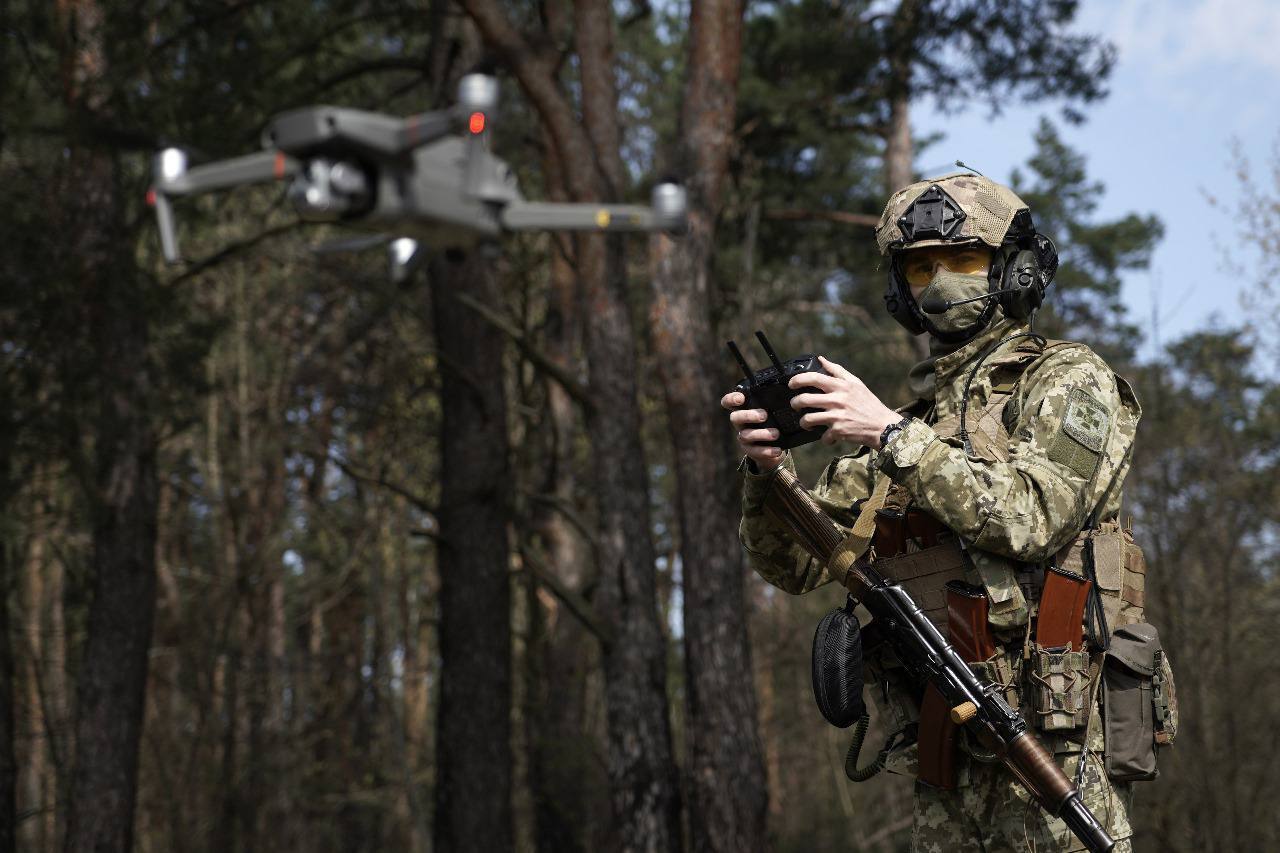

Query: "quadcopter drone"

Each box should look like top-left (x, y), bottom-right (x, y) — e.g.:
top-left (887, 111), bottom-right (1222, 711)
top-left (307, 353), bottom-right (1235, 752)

top-left (148, 74), bottom-right (687, 279)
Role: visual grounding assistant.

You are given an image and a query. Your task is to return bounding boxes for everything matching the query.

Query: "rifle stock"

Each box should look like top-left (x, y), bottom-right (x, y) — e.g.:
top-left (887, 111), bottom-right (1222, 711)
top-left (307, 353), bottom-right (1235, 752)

top-left (763, 467), bottom-right (1114, 853)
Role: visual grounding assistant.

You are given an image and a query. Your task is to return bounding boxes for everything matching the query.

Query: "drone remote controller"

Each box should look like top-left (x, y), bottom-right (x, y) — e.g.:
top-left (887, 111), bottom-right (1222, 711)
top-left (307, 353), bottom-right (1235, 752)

top-left (727, 331), bottom-right (830, 449)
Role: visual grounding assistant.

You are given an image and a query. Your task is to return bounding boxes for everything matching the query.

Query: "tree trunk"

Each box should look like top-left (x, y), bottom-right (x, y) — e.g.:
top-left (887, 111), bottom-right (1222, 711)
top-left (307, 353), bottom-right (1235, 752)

top-left (430, 249), bottom-right (514, 853)
top-left (649, 0), bottom-right (769, 849)
top-left (884, 92), bottom-right (912, 194)
top-left (460, 2), bottom-right (683, 849)
top-left (884, 0), bottom-right (922, 357)
top-left (57, 3), bottom-right (160, 849)
top-left (0, 487), bottom-right (15, 853)
top-left (528, 136), bottom-right (600, 853)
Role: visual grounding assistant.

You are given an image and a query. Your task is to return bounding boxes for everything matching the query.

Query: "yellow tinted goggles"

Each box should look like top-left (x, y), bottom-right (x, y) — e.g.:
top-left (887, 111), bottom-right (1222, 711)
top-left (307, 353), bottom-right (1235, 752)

top-left (897, 246), bottom-right (993, 287)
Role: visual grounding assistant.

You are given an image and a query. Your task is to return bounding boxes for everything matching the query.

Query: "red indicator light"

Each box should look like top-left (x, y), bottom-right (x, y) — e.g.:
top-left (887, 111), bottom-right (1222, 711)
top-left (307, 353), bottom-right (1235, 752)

top-left (146, 189), bottom-right (156, 207)
top-left (469, 112), bottom-right (486, 134)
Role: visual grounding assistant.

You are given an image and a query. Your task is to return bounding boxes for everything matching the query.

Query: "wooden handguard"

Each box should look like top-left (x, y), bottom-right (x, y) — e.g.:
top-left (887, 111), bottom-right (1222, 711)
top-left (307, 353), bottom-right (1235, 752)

top-left (1038, 567), bottom-right (1091, 651)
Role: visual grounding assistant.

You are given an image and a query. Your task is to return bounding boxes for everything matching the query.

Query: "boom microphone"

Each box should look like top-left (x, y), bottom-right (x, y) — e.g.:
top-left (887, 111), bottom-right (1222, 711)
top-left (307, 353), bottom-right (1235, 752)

top-left (921, 287), bottom-right (1021, 314)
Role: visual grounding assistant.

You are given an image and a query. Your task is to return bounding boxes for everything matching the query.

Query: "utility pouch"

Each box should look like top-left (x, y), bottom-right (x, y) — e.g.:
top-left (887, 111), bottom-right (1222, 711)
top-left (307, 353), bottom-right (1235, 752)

top-left (1031, 646), bottom-right (1092, 732)
top-left (1103, 622), bottom-right (1177, 781)
top-left (811, 596), bottom-right (867, 728)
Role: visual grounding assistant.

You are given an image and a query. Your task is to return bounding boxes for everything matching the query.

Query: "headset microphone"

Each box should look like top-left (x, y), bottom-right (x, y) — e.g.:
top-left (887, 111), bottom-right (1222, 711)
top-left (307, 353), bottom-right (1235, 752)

top-left (920, 287), bottom-right (1022, 315)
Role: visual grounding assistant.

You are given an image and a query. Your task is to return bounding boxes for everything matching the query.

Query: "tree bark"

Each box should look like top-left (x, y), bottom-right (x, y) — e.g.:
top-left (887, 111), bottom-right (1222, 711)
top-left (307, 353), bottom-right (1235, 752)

top-left (61, 166), bottom-right (159, 853)
top-left (57, 3), bottom-right (160, 850)
top-left (649, 0), bottom-right (769, 850)
top-left (460, 2), bottom-right (683, 847)
top-left (430, 249), bottom-right (514, 853)
top-left (0, 484), bottom-right (15, 853)
top-left (883, 0), bottom-right (923, 358)
top-left (882, 0), bottom-right (920, 196)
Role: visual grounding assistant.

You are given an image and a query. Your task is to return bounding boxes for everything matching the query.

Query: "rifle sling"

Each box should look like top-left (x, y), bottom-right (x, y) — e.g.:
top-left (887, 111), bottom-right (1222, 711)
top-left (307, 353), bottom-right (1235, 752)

top-left (828, 477), bottom-right (892, 586)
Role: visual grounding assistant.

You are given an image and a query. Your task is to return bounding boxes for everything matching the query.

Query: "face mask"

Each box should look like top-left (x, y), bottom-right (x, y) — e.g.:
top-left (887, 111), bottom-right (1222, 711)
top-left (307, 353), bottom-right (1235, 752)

top-left (914, 269), bottom-right (993, 338)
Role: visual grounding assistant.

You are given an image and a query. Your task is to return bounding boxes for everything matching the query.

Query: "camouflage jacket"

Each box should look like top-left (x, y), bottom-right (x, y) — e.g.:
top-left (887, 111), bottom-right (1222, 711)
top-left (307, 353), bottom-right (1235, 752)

top-left (739, 319), bottom-right (1141, 627)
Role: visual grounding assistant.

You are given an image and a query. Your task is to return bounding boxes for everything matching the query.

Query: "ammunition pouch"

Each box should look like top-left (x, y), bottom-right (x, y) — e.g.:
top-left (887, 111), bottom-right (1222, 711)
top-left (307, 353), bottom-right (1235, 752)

top-left (969, 647), bottom-right (1022, 713)
top-left (1102, 622), bottom-right (1178, 782)
top-left (810, 597), bottom-right (867, 728)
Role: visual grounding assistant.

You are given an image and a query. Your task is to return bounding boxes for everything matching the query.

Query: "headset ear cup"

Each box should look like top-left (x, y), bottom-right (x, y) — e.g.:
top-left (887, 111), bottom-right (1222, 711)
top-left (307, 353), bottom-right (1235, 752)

top-left (884, 270), bottom-right (924, 335)
top-left (999, 248), bottom-right (1043, 320)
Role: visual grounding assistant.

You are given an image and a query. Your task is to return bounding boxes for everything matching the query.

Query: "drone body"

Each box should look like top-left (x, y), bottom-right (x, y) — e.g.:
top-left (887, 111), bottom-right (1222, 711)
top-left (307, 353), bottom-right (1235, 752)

top-left (149, 74), bottom-right (686, 278)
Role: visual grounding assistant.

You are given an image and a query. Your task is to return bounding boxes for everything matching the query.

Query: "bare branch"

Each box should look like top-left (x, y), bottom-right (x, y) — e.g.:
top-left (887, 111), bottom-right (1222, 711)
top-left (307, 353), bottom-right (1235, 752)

top-left (765, 208), bottom-right (880, 228)
top-left (519, 547), bottom-right (612, 646)
top-left (454, 291), bottom-right (594, 414)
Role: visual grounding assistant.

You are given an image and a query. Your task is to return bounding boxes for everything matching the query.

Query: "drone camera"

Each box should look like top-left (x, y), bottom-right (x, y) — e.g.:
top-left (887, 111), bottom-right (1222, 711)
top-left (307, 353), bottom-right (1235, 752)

top-left (287, 158), bottom-right (373, 221)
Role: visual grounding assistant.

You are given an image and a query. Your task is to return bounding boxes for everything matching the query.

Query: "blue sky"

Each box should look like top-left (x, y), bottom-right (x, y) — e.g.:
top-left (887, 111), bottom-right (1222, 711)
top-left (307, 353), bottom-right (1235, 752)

top-left (913, 0), bottom-right (1280, 361)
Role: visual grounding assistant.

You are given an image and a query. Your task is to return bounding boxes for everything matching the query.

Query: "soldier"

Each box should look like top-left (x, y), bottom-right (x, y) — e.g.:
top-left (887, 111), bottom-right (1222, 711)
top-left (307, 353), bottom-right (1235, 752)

top-left (722, 173), bottom-right (1152, 852)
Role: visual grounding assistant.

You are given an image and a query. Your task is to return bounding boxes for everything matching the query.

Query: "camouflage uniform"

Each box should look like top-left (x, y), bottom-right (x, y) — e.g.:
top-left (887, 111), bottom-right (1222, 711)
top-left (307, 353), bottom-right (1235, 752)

top-left (740, 311), bottom-right (1143, 848)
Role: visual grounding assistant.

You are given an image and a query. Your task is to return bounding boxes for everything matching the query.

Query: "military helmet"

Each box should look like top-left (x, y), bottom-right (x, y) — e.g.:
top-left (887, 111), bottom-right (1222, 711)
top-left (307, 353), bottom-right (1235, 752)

top-left (875, 172), bottom-right (1058, 342)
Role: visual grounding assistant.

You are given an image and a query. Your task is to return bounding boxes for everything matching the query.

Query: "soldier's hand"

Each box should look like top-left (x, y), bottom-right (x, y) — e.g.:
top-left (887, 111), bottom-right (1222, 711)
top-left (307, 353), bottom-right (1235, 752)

top-left (789, 356), bottom-right (902, 448)
top-left (721, 390), bottom-right (785, 472)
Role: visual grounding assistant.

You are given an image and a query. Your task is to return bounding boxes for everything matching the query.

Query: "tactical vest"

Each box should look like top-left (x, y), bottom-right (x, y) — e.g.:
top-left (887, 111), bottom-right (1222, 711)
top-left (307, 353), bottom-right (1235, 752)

top-left (862, 338), bottom-right (1163, 786)
top-left (869, 338), bottom-right (1147, 634)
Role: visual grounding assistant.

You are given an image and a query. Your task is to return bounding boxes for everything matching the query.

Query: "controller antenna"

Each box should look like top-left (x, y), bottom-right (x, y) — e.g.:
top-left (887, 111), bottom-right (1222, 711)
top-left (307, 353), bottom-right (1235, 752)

top-left (726, 340), bottom-right (755, 384)
top-left (755, 330), bottom-right (786, 372)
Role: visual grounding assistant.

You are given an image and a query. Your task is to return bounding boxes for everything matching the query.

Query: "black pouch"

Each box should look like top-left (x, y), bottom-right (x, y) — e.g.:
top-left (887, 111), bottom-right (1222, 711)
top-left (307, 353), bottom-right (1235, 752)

top-left (812, 596), bottom-right (867, 728)
top-left (1103, 622), bottom-right (1176, 781)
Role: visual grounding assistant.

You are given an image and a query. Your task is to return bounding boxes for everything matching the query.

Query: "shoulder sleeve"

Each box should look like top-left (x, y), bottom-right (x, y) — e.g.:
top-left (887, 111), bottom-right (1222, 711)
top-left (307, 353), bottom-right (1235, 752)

top-left (740, 450), bottom-right (875, 594)
top-left (878, 345), bottom-right (1140, 562)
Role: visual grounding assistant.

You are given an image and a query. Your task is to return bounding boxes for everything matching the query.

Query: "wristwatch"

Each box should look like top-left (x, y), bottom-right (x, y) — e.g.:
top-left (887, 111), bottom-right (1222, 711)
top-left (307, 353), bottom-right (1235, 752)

top-left (878, 416), bottom-right (910, 451)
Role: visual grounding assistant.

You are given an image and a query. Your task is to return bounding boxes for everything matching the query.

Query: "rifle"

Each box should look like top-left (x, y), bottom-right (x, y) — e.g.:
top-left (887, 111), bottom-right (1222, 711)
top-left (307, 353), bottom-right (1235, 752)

top-left (766, 466), bottom-right (1114, 853)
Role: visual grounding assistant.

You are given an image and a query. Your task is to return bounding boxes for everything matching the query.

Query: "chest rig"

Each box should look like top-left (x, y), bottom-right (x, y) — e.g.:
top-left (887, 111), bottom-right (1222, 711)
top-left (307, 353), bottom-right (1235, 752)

top-left (858, 337), bottom-right (1162, 791)
top-left (868, 337), bottom-right (1083, 632)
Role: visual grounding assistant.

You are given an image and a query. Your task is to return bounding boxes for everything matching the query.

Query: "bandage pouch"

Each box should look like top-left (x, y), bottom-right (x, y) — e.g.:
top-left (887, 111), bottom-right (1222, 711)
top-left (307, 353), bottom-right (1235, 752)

top-left (1103, 622), bottom-right (1177, 781)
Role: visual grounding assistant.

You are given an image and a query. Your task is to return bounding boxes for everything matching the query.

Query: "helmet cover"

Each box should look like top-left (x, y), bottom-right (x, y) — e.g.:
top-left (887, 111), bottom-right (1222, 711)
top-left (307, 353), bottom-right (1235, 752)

top-left (875, 172), bottom-right (1033, 255)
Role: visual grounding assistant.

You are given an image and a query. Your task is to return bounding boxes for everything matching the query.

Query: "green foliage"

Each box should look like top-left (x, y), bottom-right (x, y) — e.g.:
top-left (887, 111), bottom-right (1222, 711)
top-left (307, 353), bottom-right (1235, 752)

top-left (1012, 118), bottom-right (1163, 361)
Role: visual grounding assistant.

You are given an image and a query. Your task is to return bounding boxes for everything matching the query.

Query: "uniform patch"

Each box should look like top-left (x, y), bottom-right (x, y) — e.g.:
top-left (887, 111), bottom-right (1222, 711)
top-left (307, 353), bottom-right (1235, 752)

top-left (1049, 388), bottom-right (1109, 479)
top-left (1062, 388), bottom-right (1109, 451)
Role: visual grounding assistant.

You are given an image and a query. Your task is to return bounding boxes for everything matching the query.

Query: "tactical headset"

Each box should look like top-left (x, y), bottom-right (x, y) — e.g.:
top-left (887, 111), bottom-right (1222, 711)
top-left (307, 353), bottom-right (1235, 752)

top-left (882, 188), bottom-right (1059, 343)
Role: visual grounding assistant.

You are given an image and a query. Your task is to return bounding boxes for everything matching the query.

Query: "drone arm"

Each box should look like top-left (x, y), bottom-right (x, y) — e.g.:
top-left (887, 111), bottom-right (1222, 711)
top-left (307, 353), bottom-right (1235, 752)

top-left (159, 150), bottom-right (299, 196)
top-left (149, 149), bottom-right (301, 263)
top-left (499, 202), bottom-right (662, 232)
top-left (500, 186), bottom-right (687, 234)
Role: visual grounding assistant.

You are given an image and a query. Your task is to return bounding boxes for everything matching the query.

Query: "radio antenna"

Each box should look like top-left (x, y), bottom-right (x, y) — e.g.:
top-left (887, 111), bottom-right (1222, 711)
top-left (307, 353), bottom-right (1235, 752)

top-left (955, 160), bottom-right (986, 177)
top-left (726, 340), bottom-right (755, 383)
top-left (755, 330), bottom-right (786, 372)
